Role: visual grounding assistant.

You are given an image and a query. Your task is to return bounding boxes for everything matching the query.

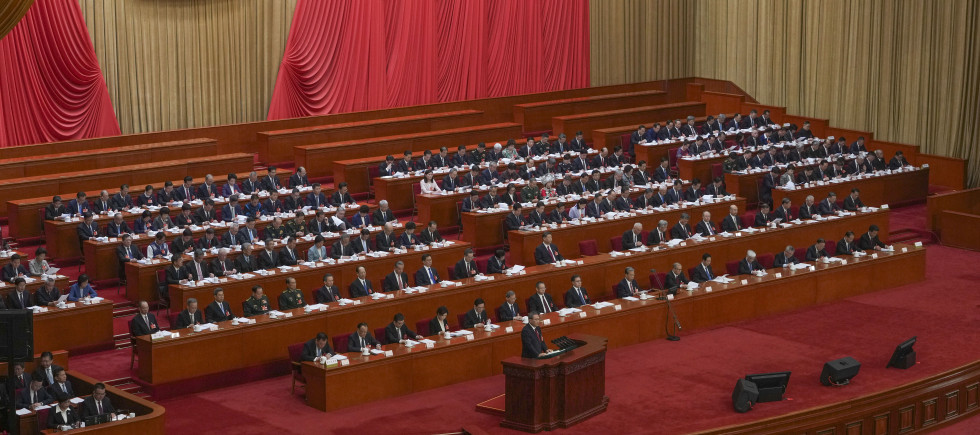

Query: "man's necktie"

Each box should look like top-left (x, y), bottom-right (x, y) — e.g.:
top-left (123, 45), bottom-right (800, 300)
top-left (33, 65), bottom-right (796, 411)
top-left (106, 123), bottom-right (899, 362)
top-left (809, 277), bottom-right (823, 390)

top-left (96, 400), bottom-right (102, 414)
top-left (427, 267), bottom-right (434, 283)
top-left (547, 245), bottom-right (555, 261)
top-left (541, 295), bottom-right (550, 313)
top-left (396, 274), bottom-right (403, 289)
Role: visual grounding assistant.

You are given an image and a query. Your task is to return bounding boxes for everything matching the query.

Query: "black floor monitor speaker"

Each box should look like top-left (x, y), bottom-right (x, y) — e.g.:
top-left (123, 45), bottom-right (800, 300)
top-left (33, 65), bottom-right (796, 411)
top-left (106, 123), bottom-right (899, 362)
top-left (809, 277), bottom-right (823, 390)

top-left (731, 378), bottom-right (758, 413)
top-left (744, 371), bottom-right (791, 402)
top-left (887, 336), bottom-right (917, 369)
top-left (0, 310), bottom-right (33, 362)
top-left (820, 356), bottom-right (861, 386)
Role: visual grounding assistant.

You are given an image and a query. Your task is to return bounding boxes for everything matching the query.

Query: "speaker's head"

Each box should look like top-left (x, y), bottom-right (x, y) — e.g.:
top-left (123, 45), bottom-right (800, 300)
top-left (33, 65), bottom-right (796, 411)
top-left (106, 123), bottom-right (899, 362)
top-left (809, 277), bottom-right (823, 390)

top-left (820, 356), bottom-right (861, 386)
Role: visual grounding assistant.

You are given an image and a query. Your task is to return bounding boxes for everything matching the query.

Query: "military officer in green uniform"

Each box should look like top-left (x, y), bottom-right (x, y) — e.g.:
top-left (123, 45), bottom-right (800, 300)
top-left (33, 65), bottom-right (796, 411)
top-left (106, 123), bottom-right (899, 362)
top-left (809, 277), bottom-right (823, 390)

top-left (278, 277), bottom-right (307, 310)
top-left (521, 179), bottom-right (541, 203)
top-left (265, 217), bottom-right (287, 241)
top-left (722, 151), bottom-right (739, 174)
top-left (284, 212), bottom-right (306, 238)
top-left (243, 285), bottom-right (271, 316)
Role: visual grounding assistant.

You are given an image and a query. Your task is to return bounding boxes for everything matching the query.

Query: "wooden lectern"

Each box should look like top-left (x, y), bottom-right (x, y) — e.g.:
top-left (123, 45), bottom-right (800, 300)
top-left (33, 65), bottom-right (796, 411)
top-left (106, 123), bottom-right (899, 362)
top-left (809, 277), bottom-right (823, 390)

top-left (500, 333), bottom-right (609, 432)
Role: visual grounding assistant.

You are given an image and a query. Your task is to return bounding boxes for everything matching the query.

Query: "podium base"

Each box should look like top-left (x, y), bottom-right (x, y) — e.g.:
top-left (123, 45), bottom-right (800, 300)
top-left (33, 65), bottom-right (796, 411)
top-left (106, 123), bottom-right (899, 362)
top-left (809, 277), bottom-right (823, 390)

top-left (475, 394), bottom-right (506, 416)
top-left (501, 396), bottom-right (609, 433)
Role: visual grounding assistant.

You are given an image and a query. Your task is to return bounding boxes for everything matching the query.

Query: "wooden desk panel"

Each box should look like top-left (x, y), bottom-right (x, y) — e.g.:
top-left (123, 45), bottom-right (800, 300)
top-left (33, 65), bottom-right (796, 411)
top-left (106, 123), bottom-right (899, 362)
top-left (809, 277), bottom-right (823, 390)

top-left (301, 246), bottom-right (925, 411)
top-left (34, 301), bottom-right (114, 353)
top-left (508, 198), bottom-right (744, 266)
top-left (925, 187), bottom-right (980, 232)
top-left (677, 155), bottom-right (726, 183)
top-left (514, 90), bottom-right (668, 132)
top-left (553, 102), bottom-right (706, 143)
top-left (7, 169), bottom-right (291, 242)
top-left (937, 211), bottom-right (980, 251)
top-left (0, 153), bottom-right (254, 216)
top-left (728, 167), bottom-right (930, 209)
top-left (294, 123), bottom-right (524, 178)
top-left (257, 110), bottom-right (485, 163)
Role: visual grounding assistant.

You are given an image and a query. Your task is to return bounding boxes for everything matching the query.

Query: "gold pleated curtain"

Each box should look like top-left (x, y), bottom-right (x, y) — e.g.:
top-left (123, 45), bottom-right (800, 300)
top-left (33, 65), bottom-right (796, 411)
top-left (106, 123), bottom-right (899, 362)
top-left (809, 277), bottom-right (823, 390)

top-left (591, 0), bottom-right (980, 187)
top-left (79, 0), bottom-right (297, 134)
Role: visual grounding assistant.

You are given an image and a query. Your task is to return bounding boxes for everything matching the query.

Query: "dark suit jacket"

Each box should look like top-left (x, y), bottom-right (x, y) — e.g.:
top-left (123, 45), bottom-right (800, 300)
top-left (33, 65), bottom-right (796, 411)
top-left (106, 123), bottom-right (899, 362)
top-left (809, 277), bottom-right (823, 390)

top-left (16, 387), bottom-right (54, 409)
top-left (534, 243), bottom-right (564, 265)
top-left (184, 261), bottom-right (210, 281)
top-left (818, 199), bottom-right (840, 215)
top-left (2, 263), bottom-right (28, 282)
top-left (79, 395), bottom-right (116, 419)
top-left (429, 317), bottom-right (451, 334)
top-left (694, 220), bottom-right (717, 237)
top-left (738, 259), bottom-right (764, 274)
top-left (462, 309), bottom-right (489, 328)
top-left (774, 206), bottom-right (793, 222)
top-left (615, 279), bottom-right (640, 298)
top-left (348, 279), bottom-right (374, 298)
top-left (670, 222), bottom-right (690, 240)
top-left (33, 364), bottom-right (64, 388)
top-left (382, 271), bottom-right (410, 292)
top-left (621, 230), bottom-right (642, 249)
top-left (256, 249), bottom-right (278, 269)
top-left (414, 266), bottom-right (440, 286)
top-left (664, 272), bottom-right (688, 290)
top-left (7, 290), bottom-right (33, 309)
top-left (486, 256), bottom-right (506, 274)
top-left (754, 212), bottom-right (772, 227)
top-left (453, 259), bottom-right (479, 279)
top-left (372, 209), bottom-right (396, 226)
top-left (76, 222), bottom-right (99, 241)
top-left (314, 285), bottom-right (340, 303)
top-left (773, 252), bottom-right (799, 267)
top-left (419, 229), bottom-right (443, 244)
top-left (175, 309), bottom-right (204, 329)
top-left (278, 247), bottom-right (299, 266)
top-left (131, 313), bottom-right (159, 336)
top-left (843, 196), bottom-right (865, 211)
top-left (47, 381), bottom-right (75, 398)
top-left (836, 239), bottom-right (856, 255)
top-left (521, 324), bottom-right (547, 358)
top-left (375, 231), bottom-right (396, 251)
top-left (347, 332), bottom-right (379, 352)
top-left (398, 232), bottom-right (419, 247)
top-left (385, 323), bottom-right (418, 344)
top-left (301, 338), bottom-right (334, 361)
top-left (527, 293), bottom-right (557, 314)
top-left (235, 255), bottom-right (256, 273)
top-left (691, 263), bottom-right (715, 283)
top-left (647, 228), bottom-right (668, 245)
top-left (798, 204), bottom-right (817, 219)
top-left (859, 233), bottom-right (886, 250)
top-left (564, 287), bottom-right (590, 307)
top-left (206, 301), bottom-right (234, 323)
top-left (806, 245), bottom-right (829, 261)
top-left (498, 302), bottom-right (521, 321)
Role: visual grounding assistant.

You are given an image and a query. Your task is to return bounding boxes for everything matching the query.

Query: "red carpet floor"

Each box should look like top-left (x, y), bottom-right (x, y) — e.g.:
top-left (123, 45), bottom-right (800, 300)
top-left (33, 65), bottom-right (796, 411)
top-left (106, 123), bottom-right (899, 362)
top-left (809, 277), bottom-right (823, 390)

top-left (152, 244), bottom-right (980, 434)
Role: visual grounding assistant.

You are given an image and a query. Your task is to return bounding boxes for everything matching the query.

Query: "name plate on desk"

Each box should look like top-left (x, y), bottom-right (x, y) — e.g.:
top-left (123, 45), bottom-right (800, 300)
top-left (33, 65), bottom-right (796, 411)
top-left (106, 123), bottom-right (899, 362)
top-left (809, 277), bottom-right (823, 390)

top-left (740, 279), bottom-right (748, 285)
top-left (902, 247), bottom-right (908, 252)
top-left (614, 304), bottom-right (622, 310)
top-left (340, 359), bottom-right (350, 366)
top-left (579, 312), bottom-right (587, 318)
top-left (872, 253), bottom-right (878, 259)
top-left (426, 342), bottom-right (434, 348)
top-left (705, 287), bottom-right (712, 292)
top-left (914, 242), bottom-right (922, 247)
top-left (384, 350), bottom-right (393, 357)
top-left (465, 334), bottom-right (474, 341)
top-left (505, 326), bottom-right (514, 333)
top-left (775, 273), bottom-right (782, 278)
top-left (841, 260), bottom-right (848, 265)
top-left (542, 319), bottom-right (551, 325)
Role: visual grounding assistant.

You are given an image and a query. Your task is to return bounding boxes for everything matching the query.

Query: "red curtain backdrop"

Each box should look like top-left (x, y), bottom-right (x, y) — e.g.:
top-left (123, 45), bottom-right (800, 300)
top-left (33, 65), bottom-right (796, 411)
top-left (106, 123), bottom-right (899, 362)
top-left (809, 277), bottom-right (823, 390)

top-left (0, 0), bottom-right (119, 148)
top-left (268, 0), bottom-right (589, 120)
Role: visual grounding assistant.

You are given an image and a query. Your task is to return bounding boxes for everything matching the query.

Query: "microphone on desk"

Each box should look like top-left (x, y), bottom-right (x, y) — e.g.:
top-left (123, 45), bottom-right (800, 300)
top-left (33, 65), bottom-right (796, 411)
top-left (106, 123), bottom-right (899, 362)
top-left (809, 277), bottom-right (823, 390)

top-left (649, 268), bottom-right (667, 300)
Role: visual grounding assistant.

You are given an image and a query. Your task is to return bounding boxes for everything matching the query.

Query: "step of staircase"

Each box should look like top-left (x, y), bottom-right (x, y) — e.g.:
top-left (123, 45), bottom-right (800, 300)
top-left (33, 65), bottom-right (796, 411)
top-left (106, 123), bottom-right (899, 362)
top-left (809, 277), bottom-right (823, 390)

top-left (114, 332), bottom-right (133, 349)
top-left (104, 377), bottom-right (153, 401)
top-left (889, 228), bottom-right (938, 246)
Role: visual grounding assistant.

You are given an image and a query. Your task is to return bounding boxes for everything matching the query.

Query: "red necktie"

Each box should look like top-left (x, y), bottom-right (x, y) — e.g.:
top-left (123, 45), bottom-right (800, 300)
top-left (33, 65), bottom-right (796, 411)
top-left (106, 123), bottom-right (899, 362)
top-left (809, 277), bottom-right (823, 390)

top-left (547, 245), bottom-right (555, 261)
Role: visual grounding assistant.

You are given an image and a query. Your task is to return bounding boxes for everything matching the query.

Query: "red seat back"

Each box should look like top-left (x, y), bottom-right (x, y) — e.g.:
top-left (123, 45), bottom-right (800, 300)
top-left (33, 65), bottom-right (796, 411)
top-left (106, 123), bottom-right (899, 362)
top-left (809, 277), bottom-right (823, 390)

top-left (668, 148), bottom-right (678, 169)
top-left (447, 265), bottom-right (456, 280)
top-left (579, 240), bottom-right (598, 256)
top-left (456, 313), bottom-right (468, 328)
top-left (726, 260), bottom-right (740, 275)
top-left (332, 334), bottom-right (349, 354)
top-left (741, 211), bottom-right (755, 228)
top-left (758, 253), bottom-right (775, 269)
top-left (621, 133), bottom-right (633, 155)
top-left (168, 312), bottom-right (179, 329)
top-left (374, 327), bottom-right (387, 345)
top-left (649, 272), bottom-right (667, 290)
top-left (610, 236), bottom-right (623, 251)
top-left (416, 319), bottom-right (430, 336)
top-left (287, 342), bottom-right (304, 364)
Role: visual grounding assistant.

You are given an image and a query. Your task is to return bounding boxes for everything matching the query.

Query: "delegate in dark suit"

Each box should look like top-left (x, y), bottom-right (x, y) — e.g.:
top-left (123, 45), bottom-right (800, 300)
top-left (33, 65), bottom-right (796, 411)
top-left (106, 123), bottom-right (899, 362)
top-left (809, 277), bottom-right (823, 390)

top-left (300, 338), bottom-right (334, 361)
top-left (690, 263), bottom-right (715, 283)
top-left (836, 239), bottom-right (857, 255)
top-left (385, 322), bottom-right (418, 343)
top-left (859, 232), bottom-right (886, 250)
top-left (314, 285), bottom-right (340, 303)
top-left (131, 312), bottom-right (160, 336)
top-left (347, 332), bottom-right (380, 353)
top-left (615, 278), bottom-right (641, 298)
top-left (79, 395), bottom-right (115, 419)
top-left (349, 278), bottom-right (374, 298)
top-left (16, 387), bottom-right (54, 409)
top-left (174, 309), bottom-right (204, 329)
top-left (462, 308), bottom-right (489, 328)
top-left (235, 254), bottom-right (256, 273)
top-left (521, 323), bottom-right (547, 358)
top-left (527, 292), bottom-right (557, 314)
top-left (486, 255), bottom-right (506, 274)
top-left (48, 407), bottom-right (80, 428)
top-left (806, 245), bottom-right (830, 261)
top-left (498, 301), bottom-right (522, 321)
top-left (453, 258), bottom-right (479, 279)
top-left (773, 252), bottom-right (800, 267)
top-left (206, 300), bottom-right (234, 323)
top-left (414, 266), bottom-right (441, 286)
top-left (737, 258), bottom-right (764, 274)
top-left (564, 286), bottom-right (590, 308)
top-left (664, 271), bottom-right (688, 291)
top-left (533, 243), bottom-right (564, 265)
top-left (621, 230), bottom-right (643, 250)
top-left (7, 290), bottom-right (34, 309)
top-left (382, 271), bottom-right (410, 292)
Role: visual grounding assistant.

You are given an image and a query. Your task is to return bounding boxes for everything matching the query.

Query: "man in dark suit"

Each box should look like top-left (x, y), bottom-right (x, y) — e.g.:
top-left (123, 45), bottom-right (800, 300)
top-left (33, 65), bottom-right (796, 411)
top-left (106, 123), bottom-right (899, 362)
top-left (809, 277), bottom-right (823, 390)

top-left (774, 245), bottom-right (800, 267)
top-left (486, 249), bottom-right (507, 274)
top-left (382, 261), bottom-right (410, 292)
top-left (670, 213), bottom-right (692, 240)
top-left (372, 201), bottom-right (397, 226)
top-left (774, 198), bottom-right (793, 222)
top-left (737, 250), bottom-right (765, 275)
top-left (131, 301), bottom-right (160, 336)
top-left (754, 204), bottom-right (774, 227)
top-left (859, 225), bottom-right (887, 251)
top-left (260, 167), bottom-right (281, 192)
top-left (419, 221), bottom-right (443, 244)
top-left (17, 375), bottom-right (55, 410)
top-left (331, 183), bottom-right (356, 207)
top-left (47, 367), bottom-right (74, 398)
top-left (78, 383), bottom-right (116, 420)
top-left (462, 298), bottom-right (490, 328)
top-left (647, 220), bottom-right (669, 245)
top-left (694, 211), bottom-right (718, 236)
top-left (798, 195), bottom-right (818, 220)
top-left (76, 213), bottom-right (100, 247)
top-left (818, 192), bottom-right (841, 215)
top-left (206, 288), bottom-right (234, 323)
top-left (330, 233), bottom-right (356, 259)
top-left (7, 278), bottom-right (33, 309)
top-left (33, 352), bottom-right (63, 388)
top-left (806, 239), bottom-right (830, 261)
top-left (691, 253), bottom-right (715, 283)
top-left (534, 232), bottom-right (565, 265)
top-left (348, 322), bottom-right (381, 353)
top-left (385, 313), bottom-right (423, 344)
top-left (174, 298), bottom-right (204, 329)
top-left (836, 231), bottom-right (858, 255)
top-left (184, 250), bottom-right (212, 281)
top-left (622, 223), bottom-right (644, 250)
top-left (652, 158), bottom-right (671, 182)
top-left (527, 281), bottom-right (557, 314)
top-left (615, 267), bottom-right (641, 298)
top-left (664, 262), bottom-right (689, 293)
top-left (374, 223), bottom-right (397, 251)
top-left (888, 151), bottom-right (910, 169)
top-left (843, 188), bottom-right (866, 211)
top-left (115, 234), bottom-right (142, 282)
top-left (563, 275), bottom-right (590, 308)
top-left (314, 274), bottom-right (341, 303)
top-left (278, 237), bottom-right (300, 266)
top-left (630, 125), bottom-right (647, 148)
top-left (67, 192), bottom-right (92, 217)
top-left (349, 266), bottom-right (374, 297)
top-left (45, 196), bottom-right (68, 220)
top-left (453, 248), bottom-right (479, 280)
top-left (499, 290), bottom-right (524, 321)
top-left (197, 175), bottom-right (218, 199)
top-left (289, 166), bottom-right (310, 188)
top-left (521, 312), bottom-right (549, 358)
top-left (414, 254), bottom-right (441, 286)
top-left (301, 332), bottom-right (335, 361)
top-left (665, 181), bottom-right (684, 205)
top-left (235, 244), bottom-right (257, 273)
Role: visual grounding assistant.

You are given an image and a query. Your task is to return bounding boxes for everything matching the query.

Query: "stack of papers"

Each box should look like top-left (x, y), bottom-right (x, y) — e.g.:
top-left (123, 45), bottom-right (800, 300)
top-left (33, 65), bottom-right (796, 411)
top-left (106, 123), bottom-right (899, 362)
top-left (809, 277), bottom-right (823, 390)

top-left (591, 301), bottom-right (615, 310)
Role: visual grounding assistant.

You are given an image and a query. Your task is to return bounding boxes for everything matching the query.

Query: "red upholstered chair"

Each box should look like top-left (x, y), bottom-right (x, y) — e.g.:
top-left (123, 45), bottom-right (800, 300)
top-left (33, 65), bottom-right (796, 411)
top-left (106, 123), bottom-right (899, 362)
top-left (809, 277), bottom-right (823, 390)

top-left (579, 240), bottom-right (598, 256)
top-left (640, 231), bottom-right (649, 243)
top-left (367, 165), bottom-right (380, 190)
top-left (711, 163), bottom-right (723, 179)
top-left (621, 133), bottom-right (633, 155)
top-left (726, 260), bottom-right (740, 276)
top-left (825, 240), bottom-right (836, 255)
top-left (374, 327), bottom-right (387, 345)
top-left (758, 253), bottom-right (775, 269)
top-left (168, 312), bottom-right (179, 330)
top-left (416, 319), bottom-right (430, 336)
top-left (742, 212), bottom-right (756, 229)
top-left (37, 407), bottom-right (51, 430)
top-left (474, 256), bottom-right (489, 273)
top-left (649, 272), bottom-right (667, 290)
top-left (794, 246), bottom-right (808, 262)
top-left (128, 318), bottom-right (138, 370)
top-left (155, 269), bottom-right (170, 318)
top-left (668, 148), bottom-right (679, 170)
top-left (610, 236), bottom-right (623, 251)
top-left (687, 267), bottom-right (698, 279)
top-left (447, 266), bottom-right (456, 281)
top-left (287, 342), bottom-right (305, 395)
top-left (332, 334), bottom-right (349, 354)
top-left (456, 313), bottom-right (468, 329)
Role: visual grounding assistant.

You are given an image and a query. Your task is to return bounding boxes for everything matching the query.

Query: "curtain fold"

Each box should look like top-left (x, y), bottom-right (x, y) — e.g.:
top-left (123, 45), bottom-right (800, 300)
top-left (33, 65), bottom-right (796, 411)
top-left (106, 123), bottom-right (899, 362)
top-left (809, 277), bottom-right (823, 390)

top-left (268, 0), bottom-right (589, 120)
top-left (0, 0), bottom-right (119, 147)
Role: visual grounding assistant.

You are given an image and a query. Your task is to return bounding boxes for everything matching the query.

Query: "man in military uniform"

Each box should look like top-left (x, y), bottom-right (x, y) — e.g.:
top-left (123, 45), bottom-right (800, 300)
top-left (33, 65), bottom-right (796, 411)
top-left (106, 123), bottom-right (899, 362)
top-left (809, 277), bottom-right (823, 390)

top-left (284, 212), bottom-right (306, 238)
top-left (521, 179), bottom-right (541, 203)
top-left (722, 151), bottom-right (739, 173)
top-left (278, 277), bottom-right (307, 310)
top-left (243, 285), bottom-right (270, 316)
top-left (265, 217), bottom-right (287, 241)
